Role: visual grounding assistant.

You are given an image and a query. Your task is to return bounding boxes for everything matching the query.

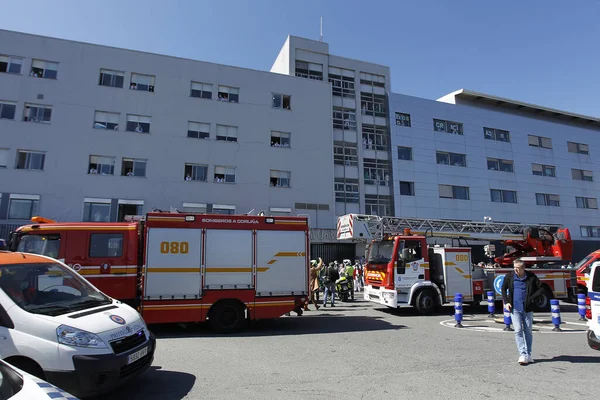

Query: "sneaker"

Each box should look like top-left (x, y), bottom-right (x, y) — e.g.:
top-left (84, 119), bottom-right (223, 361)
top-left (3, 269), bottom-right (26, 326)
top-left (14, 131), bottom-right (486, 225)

top-left (527, 354), bottom-right (534, 363)
top-left (518, 355), bottom-right (528, 365)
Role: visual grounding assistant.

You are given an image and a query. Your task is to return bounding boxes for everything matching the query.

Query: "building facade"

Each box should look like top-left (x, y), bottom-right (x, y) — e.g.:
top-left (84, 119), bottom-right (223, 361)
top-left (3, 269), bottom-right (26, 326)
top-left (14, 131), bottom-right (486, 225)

top-left (0, 30), bottom-right (336, 238)
top-left (389, 90), bottom-right (600, 258)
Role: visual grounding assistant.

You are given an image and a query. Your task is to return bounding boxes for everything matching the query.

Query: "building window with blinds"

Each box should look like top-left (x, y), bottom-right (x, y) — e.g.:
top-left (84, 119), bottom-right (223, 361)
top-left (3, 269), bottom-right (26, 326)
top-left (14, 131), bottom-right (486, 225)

top-left (30, 59), bottom-right (58, 79)
top-left (88, 155), bottom-right (115, 175)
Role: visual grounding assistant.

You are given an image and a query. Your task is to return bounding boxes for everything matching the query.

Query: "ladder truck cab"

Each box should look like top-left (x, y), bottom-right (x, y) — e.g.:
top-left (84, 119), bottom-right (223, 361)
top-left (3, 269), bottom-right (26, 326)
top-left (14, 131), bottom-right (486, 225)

top-left (337, 214), bottom-right (575, 314)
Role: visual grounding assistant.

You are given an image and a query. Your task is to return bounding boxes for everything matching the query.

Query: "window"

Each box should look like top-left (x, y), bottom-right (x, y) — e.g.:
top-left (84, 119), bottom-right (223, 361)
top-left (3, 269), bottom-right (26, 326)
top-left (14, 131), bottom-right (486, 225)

top-left (572, 168), bottom-right (593, 182)
top-left (333, 141), bottom-right (358, 166)
top-left (83, 198), bottom-right (111, 222)
top-left (89, 234), bottom-right (123, 257)
top-left (188, 121), bottom-right (210, 139)
top-left (23, 104), bottom-right (52, 123)
top-left (93, 111), bottom-right (119, 130)
top-left (328, 67), bottom-right (355, 98)
top-left (214, 166), bottom-right (236, 183)
top-left (98, 69), bottom-right (124, 88)
top-left (394, 146), bottom-right (413, 161)
top-left (360, 92), bottom-right (386, 117)
top-left (217, 85), bottom-right (239, 102)
top-left (126, 114), bottom-right (151, 133)
top-left (8, 194), bottom-right (40, 220)
top-left (360, 72), bottom-right (385, 87)
top-left (130, 73), bottom-right (155, 92)
top-left (576, 197), bottom-right (598, 209)
top-left (272, 93), bottom-right (291, 110)
top-left (532, 163), bottom-right (556, 177)
top-left (365, 195), bottom-right (392, 216)
top-left (184, 163), bottom-right (208, 182)
top-left (580, 226), bottom-right (600, 238)
top-left (270, 207), bottom-right (292, 216)
top-left (270, 170), bottom-right (291, 188)
top-left (433, 119), bottom-right (463, 135)
top-left (487, 158), bottom-right (513, 172)
top-left (536, 193), bottom-right (560, 207)
top-left (439, 185), bottom-right (470, 200)
top-left (334, 178), bottom-right (359, 203)
top-left (333, 107), bottom-right (356, 130)
top-left (182, 202), bottom-right (207, 214)
top-left (270, 131), bottom-right (290, 147)
top-left (567, 141), bottom-right (589, 155)
top-left (88, 155), bottom-right (115, 175)
top-left (121, 158), bottom-right (146, 177)
top-left (395, 112), bottom-right (411, 127)
top-left (213, 204), bottom-right (236, 215)
top-left (117, 200), bottom-right (143, 221)
top-left (216, 125), bottom-right (238, 142)
top-left (295, 61), bottom-right (323, 80)
top-left (528, 135), bottom-right (552, 149)
top-left (190, 82), bottom-right (213, 99)
top-left (363, 158), bottom-right (390, 186)
top-left (400, 181), bottom-right (415, 196)
top-left (295, 203), bottom-right (329, 211)
top-left (0, 101), bottom-right (16, 120)
top-left (362, 124), bottom-right (387, 151)
top-left (0, 55), bottom-right (22, 74)
top-left (490, 189), bottom-right (517, 204)
top-left (436, 151), bottom-right (466, 167)
top-left (30, 59), bottom-right (58, 79)
top-left (483, 127), bottom-right (510, 142)
top-left (0, 148), bottom-right (8, 168)
top-left (16, 150), bottom-right (45, 170)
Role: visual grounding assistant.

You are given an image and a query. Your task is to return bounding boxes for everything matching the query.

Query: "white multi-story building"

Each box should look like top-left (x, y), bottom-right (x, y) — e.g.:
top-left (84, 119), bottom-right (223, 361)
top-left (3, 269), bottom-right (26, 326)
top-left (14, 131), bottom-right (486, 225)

top-left (389, 90), bottom-right (600, 256)
top-left (0, 29), bottom-right (336, 242)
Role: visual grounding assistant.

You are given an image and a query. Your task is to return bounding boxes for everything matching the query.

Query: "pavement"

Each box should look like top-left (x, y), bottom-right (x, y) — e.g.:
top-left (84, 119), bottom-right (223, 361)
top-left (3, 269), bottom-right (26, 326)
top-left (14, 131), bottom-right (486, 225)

top-left (93, 299), bottom-right (600, 400)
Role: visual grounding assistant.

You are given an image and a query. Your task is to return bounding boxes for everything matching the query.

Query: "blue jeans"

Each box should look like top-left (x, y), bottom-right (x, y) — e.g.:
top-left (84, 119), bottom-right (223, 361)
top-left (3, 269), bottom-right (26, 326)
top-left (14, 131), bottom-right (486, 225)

top-left (323, 283), bottom-right (335, 306)
top-left (512, 310), bottom-right (533, 356)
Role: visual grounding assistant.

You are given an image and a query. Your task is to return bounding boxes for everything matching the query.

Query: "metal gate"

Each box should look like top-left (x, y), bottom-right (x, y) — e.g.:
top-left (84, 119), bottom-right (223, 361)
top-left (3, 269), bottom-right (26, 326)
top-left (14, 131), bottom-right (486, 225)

top-left (310, 243), bottom-right (356, 263)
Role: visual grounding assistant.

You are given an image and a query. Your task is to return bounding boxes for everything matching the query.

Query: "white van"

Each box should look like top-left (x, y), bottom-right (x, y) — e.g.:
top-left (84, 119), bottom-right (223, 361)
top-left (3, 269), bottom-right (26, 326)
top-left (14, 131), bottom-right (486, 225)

top-left (0, 251), bottom-right (155, 398)
top-left (587, 261), bottom-right (600, 351)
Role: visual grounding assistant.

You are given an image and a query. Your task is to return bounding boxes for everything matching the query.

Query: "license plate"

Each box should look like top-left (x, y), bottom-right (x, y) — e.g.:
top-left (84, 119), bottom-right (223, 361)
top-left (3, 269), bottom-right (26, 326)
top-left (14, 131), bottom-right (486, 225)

top-left (127, 347), bottom-right (148, 365)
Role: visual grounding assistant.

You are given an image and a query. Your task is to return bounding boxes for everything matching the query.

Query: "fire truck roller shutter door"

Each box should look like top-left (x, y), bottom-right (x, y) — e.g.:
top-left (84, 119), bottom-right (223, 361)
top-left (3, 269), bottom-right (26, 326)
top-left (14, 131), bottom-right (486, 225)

top-left (144, 228), bottom-right (202, 298)
top-left (205, 230), bottom-right (253, 289)
top-left (255, 230), bottom-right (307, 296)
top-left (441, 249), bottom-right (474, 302)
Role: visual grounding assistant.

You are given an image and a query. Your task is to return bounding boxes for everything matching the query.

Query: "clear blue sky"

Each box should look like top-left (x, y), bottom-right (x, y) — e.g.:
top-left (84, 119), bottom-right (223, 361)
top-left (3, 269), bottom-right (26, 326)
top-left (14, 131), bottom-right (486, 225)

top-left (2, 0), bottom-right (598, 116)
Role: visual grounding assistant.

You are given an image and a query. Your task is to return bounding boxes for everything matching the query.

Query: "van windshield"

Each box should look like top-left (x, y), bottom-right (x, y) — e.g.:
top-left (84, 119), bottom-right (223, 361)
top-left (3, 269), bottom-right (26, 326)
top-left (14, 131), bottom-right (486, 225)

top-left (16, 234), bottom-right (60, 259)
top-left (0, 262), bottom-right (111, 316)
top-left (574, 255), bottom-right (593, 273)
top-left (368, 241), bottom-right (395, 264)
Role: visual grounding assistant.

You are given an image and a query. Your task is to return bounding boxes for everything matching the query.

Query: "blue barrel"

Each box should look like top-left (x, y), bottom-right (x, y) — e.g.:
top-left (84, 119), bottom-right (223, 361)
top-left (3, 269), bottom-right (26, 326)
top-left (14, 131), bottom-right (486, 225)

top-left (487, 291), bottom-right (495, 317)
top-left (454, 293), bottom-right (463, 328)
top-left (550, 299), bottom-right (561, 331)
top-left (577, 293), bottom-right (587, 321)
top-left (503, 303), bottom-right (513, 331)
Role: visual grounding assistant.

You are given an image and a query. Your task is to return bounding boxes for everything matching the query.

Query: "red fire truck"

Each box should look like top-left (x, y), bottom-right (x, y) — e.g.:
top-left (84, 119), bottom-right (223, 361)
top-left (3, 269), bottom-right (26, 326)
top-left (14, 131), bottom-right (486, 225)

top-left (8, 212), bottom-right (310, 332)
top-left (337, 214), bottom-right (576, 314)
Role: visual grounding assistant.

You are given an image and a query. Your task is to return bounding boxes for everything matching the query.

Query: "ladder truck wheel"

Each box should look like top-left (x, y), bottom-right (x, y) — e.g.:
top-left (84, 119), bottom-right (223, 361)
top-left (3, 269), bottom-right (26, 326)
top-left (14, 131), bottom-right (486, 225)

top-left (209, 300), bottom-right (246, 334)
top-left (533, 286), bottom-right (553, 312)
top-left (415, 289), bottom-right (437, 315)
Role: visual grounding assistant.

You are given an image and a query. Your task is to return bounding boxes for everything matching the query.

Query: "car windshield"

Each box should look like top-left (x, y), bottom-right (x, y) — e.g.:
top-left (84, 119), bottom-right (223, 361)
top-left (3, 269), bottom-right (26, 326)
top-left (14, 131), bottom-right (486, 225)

top-left (368, 241), bottom-right (395, 264)
top-left (0, 262), bottom-right (111, 316)
top-left (16, 234), bottom-right (60, 259)
top-left (0, 362), bottom-right (24, 399)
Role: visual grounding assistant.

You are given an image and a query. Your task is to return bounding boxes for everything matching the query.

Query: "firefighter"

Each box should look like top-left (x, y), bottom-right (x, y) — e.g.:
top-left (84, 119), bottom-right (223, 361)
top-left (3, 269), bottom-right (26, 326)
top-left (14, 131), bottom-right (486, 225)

top-left (343, 259), bottom-right (355, 300)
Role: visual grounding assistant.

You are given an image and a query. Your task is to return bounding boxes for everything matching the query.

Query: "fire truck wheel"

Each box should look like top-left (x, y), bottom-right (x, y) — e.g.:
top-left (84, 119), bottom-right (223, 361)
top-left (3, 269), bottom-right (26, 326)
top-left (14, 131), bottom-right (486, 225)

top-left (209, 301), bottom-right (246, 333)
top-left (533, 286), bottom-right (553, 312)
top-left (415, 289), bottom-right (437, 315)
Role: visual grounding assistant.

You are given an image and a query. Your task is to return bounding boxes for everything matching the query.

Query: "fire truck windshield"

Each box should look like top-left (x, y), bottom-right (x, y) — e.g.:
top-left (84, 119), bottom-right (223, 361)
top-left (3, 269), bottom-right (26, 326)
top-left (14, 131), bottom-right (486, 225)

top-left (16, 234), bottom-right (60, 259)
top-left (368, 241), bottom-right (395, 264)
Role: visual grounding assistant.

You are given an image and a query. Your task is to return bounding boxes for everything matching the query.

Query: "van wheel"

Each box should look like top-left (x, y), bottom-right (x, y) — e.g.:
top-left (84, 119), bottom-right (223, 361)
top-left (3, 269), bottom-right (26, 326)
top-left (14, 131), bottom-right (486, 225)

top-left (5, 357), bottom-right (45, 380)
top-left (210, 301), bottom-right (246, 334)
top-left (415, 290), bottom-right (436, 315)
top-left (534, 287), bottom-right (553, 312)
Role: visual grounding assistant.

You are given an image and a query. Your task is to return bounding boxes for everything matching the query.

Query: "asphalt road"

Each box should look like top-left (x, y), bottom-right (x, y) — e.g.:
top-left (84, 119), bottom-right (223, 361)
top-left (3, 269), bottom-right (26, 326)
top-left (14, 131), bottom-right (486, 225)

top-left (95, 299), bottom-right (600, 400)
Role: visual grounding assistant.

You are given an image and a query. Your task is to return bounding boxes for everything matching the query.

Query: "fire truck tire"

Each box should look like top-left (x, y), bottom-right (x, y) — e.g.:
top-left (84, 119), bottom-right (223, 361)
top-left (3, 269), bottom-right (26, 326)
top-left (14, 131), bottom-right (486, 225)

top-left (533, 286), bottom-right (553, 312)
top-left (414, 289), bottom-right (437, 315)
top-left (209, 301), bottom-right (246, 333)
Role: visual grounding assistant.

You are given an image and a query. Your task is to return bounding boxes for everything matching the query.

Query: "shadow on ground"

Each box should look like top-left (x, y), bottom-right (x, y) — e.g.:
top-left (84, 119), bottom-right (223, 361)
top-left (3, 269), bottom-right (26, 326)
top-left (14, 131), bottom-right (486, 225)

top-left (89, 366), bottom-right (195, 400)
top-left (530, 355), bottom-right (600, 364)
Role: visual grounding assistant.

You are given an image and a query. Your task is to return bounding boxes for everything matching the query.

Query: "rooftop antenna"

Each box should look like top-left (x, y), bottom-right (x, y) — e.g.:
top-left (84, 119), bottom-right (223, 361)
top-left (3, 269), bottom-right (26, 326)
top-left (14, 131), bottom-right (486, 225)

top-left (319, 17), bottom-right (323, 42)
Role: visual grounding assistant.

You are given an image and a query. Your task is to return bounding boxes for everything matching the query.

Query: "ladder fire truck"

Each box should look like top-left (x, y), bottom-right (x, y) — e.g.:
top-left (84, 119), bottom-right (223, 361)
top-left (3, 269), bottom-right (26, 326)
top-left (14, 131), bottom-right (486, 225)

top-left (8, 212), bottom-right (310, 332)
top-left (337, 214), bottom-right (576, 314)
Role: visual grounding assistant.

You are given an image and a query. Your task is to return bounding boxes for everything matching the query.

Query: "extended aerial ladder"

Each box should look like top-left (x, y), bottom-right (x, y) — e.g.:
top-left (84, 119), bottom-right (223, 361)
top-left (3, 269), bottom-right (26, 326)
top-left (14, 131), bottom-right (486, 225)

top-left (337, 213), bottom-right (573, 264)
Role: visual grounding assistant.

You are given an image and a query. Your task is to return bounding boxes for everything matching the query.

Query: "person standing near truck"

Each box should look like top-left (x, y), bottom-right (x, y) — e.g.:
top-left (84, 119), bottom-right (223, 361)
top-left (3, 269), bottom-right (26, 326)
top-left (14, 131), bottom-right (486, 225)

top-left (501, 259), bottom-right (544, 365)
